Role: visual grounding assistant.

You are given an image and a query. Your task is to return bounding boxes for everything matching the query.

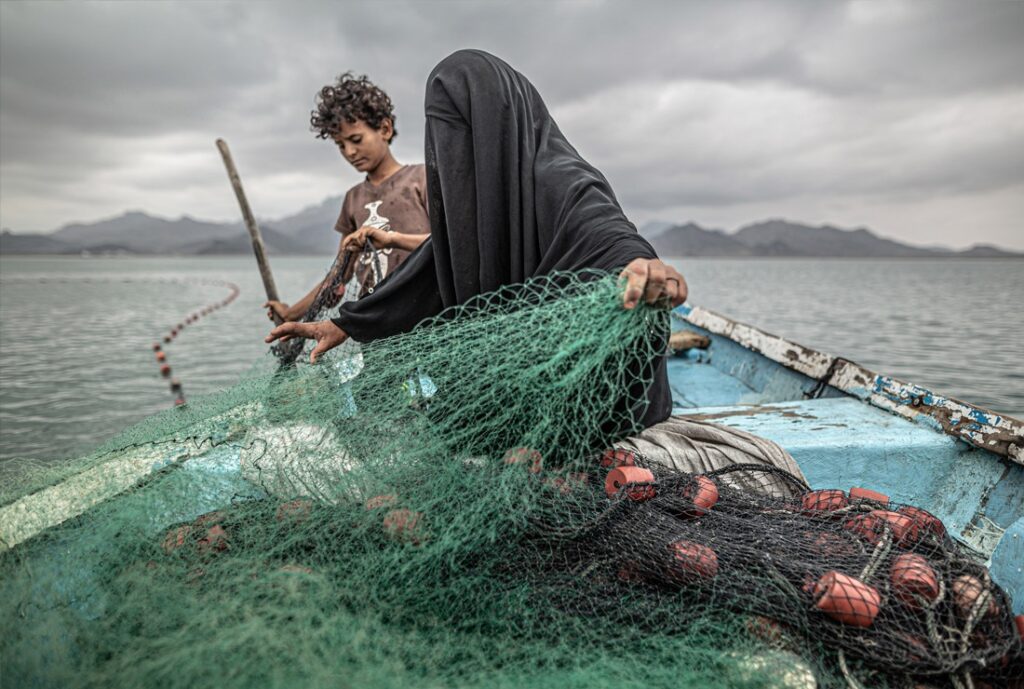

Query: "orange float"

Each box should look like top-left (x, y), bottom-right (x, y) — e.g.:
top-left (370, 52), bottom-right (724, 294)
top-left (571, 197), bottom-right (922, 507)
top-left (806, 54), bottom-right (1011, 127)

top-left (802, 489), bottom-right (848, 513)
top-left (383, 508), bottom-right (426, 545)
top-left (162, 525), bottom-right (191, 554)
top-left (805, 530), bottom-right (859, 559)
top-left (197, 525), bottom-right (229, 553)
top-left (897, 505), bottom-right (946, 540)
top-left (616, 563), bottom-right (642, 583)
top-left (604, 466), bottom-right (656, 501)
top-left (364, 494), bottom-right (398, 510)
top-left (845, 510), bottom-right (917, 545)
top-left (503, 447), bottom-right (543, 474)
top-left (677, 475), bottom-right (718, 517)
top-left (849, 487), bottom-right (890, 505)
top-left (156, 351), bottom-right (166, 362)
top-left (276, 498), bottom-right (312, 522)
top-left (890, 553), bottom-right (940, 608)
top-left (543, 472), bottom-right (589, 495)
top-left (666, 540), bottom-right (718, 581)
top-left (813, 571), bottom-right (881, 627)
top-left (600, 448), bottom-right (637, 468)
top-left (951, 575), bottom-right (998, 618)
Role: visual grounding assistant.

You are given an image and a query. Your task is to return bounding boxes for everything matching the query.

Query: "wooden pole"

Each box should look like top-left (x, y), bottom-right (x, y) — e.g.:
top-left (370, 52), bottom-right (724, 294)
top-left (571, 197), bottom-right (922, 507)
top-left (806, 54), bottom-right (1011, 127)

top-left (215, 138), bottom-right (283, 324)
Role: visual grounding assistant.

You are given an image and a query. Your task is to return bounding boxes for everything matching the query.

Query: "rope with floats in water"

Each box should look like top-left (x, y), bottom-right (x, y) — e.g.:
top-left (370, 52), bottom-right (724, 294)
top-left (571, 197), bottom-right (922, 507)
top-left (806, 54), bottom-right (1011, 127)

top-left (151, 280), bottom-right (240, 406)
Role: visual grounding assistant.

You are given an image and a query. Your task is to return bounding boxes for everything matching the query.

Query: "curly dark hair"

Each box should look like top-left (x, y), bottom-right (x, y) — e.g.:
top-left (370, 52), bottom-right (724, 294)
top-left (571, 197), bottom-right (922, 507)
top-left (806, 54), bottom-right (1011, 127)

top-left (311, 72), bottom-right (397, 142)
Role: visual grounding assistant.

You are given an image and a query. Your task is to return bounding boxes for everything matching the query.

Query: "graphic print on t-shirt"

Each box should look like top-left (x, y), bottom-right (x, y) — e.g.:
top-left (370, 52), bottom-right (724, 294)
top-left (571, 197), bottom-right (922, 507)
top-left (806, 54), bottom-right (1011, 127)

top-left (359, 200), bottom-right (391, 290)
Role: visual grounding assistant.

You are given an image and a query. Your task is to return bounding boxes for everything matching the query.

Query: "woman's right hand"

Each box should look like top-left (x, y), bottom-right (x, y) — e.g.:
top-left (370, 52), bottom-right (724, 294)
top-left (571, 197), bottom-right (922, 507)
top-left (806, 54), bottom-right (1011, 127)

top-left (619, 258), bottom-right (688, 310)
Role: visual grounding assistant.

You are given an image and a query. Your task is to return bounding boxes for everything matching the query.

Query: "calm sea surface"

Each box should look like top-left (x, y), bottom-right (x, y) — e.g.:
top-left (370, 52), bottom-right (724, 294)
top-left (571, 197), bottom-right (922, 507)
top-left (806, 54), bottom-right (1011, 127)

top-left (1, 255), bottom-right (1021, 463)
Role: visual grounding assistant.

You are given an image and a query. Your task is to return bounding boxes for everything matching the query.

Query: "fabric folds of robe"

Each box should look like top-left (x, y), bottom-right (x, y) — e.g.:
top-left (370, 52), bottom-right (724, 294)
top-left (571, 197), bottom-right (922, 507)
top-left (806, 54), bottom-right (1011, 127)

top-left (615, 415), bottom-right (809, 500)
top-left (332, 49), bottom-right (672, 429)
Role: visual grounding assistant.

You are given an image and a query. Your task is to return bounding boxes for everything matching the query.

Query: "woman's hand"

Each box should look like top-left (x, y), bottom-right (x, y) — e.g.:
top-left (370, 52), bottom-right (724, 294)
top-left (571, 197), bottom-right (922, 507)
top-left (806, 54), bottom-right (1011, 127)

top-left (619, 258), bottom-right (688, 310)
top-left (265, 320), bottom-right (349, 364)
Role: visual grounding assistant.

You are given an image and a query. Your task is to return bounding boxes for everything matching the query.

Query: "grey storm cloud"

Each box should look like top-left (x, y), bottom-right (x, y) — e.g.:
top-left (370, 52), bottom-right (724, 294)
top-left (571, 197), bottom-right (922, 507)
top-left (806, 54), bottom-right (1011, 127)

top-left (1, 0), bottom-right (1022, 249)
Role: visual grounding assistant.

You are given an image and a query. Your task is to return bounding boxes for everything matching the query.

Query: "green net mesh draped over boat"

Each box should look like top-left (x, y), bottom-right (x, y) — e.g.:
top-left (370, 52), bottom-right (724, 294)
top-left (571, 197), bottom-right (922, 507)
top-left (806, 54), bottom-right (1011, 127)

top-left (1, 272), bottom-right (1021, 689)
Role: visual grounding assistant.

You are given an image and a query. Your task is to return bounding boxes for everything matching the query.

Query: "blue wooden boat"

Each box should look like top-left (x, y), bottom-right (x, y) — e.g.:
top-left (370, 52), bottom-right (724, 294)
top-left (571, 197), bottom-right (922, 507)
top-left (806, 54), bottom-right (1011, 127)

top-left (2, 301), bottom-right (1021, 620)
top-left (668, 304), bottom-right (1024, 614)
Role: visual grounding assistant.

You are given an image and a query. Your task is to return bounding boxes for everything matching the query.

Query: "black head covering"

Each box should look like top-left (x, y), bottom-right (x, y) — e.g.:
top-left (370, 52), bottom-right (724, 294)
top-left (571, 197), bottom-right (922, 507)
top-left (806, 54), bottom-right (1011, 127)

top-left (333, 49), bottom-right (671, 428)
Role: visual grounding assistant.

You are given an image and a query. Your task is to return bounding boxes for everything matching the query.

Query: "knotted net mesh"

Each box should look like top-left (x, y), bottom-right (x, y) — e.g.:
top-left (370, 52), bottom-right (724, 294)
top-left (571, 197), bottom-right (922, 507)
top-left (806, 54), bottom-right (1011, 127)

top-left (1, 272), bottom-right (1020, 689)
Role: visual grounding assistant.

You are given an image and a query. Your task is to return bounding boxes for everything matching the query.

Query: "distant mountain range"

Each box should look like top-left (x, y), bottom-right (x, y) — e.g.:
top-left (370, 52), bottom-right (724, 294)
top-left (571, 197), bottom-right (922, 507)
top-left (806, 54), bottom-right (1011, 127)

top-left (642, 220), bottom-right (1021, 259)
top-left (1, 201), bottom-right (1020, 258)
top-left (0, 197), bottom-right (345, 257)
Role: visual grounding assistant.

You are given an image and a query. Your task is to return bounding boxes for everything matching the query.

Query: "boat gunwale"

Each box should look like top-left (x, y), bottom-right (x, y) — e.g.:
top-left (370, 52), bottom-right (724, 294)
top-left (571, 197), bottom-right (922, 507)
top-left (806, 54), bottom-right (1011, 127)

top-left (673, 304), bottom-right (1024, 465)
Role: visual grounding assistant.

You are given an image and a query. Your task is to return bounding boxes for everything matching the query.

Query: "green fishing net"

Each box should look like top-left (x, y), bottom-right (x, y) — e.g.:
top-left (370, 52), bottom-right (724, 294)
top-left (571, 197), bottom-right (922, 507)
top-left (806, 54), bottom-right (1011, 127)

top-left (1, 271), bottom-right (1020, 689)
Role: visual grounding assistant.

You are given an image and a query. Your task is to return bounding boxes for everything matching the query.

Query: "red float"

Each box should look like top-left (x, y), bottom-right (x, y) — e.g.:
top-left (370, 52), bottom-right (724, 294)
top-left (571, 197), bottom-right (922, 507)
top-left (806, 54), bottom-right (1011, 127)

top-left (813, 571), bottom-right (881, 627)
top-left (678, 475), bottom-right (719, 517)
top-left (503, 447), bottom-right (543, 474)
top-left (162, 525), bottom-right (190, 554)
top-left (197, 525), bottom-right (229, 553)
top-left (849, 487), bottom-right (890, 505)
top-left (666, 540), bottom-right (719, 581)
top-left (845, 510), bottom-right (917, 545)
top-left (802, 489), bottom-right (848, 513)
top-left (890, 553), bottom-right (940, 608)
top-left (951, 575), bottom-right (998, 618)
top-left (364, 494), bottom-right (398, 511)
top-left (600, 447), bottom-right (638, 468)
top-left (897, 505), bottom-right (946, 540)
top-left (276, 498), bottom-right (312, 522)
top-left (383, 508), bottom-right (426, 545)
top-left (604, 466), bottom-right (656, 501)
top-left (159, 364), bottom-right (172, 377)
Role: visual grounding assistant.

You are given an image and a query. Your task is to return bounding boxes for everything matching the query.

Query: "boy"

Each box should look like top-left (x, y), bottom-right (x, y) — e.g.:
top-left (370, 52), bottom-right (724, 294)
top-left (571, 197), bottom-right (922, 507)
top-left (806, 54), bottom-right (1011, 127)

top-left (264, 72), bottom-right (430, 323)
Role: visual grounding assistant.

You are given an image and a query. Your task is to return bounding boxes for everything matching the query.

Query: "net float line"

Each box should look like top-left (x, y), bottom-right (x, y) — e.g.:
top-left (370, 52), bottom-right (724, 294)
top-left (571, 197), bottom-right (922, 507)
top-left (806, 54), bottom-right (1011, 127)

top-left (150, 280), bottom-right (240, 407)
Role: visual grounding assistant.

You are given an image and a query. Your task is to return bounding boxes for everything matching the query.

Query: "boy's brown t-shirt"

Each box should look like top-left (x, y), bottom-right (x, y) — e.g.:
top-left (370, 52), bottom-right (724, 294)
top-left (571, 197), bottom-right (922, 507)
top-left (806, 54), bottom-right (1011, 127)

top-left (335, 164), bottom-right (430, 296)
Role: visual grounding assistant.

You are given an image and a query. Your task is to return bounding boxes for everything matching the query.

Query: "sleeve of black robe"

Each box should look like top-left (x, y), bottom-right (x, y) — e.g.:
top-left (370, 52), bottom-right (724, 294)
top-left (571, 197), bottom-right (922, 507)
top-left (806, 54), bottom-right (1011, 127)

top-left (332, 49), bottom-right (672, 429)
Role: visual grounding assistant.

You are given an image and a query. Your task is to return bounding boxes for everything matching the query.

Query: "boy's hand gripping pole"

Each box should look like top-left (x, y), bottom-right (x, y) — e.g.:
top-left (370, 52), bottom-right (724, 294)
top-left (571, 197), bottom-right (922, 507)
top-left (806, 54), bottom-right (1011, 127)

top-left (215, 138), bottom-right (283, 325)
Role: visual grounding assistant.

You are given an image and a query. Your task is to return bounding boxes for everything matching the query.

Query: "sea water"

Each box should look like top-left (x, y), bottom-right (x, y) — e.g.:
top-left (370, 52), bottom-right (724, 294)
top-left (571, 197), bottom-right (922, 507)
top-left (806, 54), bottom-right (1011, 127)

top-left (1, 255), bottom-right (1021, 464)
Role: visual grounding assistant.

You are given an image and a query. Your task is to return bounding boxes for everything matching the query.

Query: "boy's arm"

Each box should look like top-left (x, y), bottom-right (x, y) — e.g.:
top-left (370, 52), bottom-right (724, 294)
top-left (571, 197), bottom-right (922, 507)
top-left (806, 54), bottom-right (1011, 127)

top-left (342, 226), bottom-right (428, 253)
top-left (264, 238), bottom-right (348, 322)
top-left (265, 281), bottom-right (322, 322)
top-left (381, 231), bottom-right (429, 252)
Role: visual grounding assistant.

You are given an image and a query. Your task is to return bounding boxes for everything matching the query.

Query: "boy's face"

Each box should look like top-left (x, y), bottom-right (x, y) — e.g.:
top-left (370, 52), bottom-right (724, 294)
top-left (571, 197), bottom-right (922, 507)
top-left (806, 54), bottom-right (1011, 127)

top-left (332, 119), bottom-right (393, 174)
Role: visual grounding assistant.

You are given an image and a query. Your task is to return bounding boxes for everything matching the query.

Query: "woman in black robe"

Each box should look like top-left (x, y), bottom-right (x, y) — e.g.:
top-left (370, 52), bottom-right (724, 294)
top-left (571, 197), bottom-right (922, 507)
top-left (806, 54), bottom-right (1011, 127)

top-left (267, 49), bottom-right (688, 430)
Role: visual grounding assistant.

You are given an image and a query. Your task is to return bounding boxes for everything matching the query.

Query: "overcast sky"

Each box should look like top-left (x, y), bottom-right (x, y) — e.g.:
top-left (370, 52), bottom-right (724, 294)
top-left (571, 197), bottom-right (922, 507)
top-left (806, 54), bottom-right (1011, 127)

top-left (1, 1), bottom-right (1022, 249)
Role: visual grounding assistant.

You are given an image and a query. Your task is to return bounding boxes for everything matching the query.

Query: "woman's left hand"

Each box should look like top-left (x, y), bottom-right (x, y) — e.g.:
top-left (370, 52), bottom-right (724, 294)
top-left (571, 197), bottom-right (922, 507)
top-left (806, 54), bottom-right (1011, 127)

top-left (619, 258), bottom-right (688, 310)
top-left (265, 320), bottom-right (349, 364)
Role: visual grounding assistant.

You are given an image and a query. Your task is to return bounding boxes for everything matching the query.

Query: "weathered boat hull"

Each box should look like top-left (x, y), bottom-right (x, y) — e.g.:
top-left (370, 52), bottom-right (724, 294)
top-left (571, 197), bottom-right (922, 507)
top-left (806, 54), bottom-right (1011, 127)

top-left (669, 304), bottom-right (1024, 613)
